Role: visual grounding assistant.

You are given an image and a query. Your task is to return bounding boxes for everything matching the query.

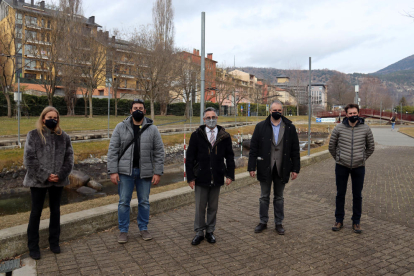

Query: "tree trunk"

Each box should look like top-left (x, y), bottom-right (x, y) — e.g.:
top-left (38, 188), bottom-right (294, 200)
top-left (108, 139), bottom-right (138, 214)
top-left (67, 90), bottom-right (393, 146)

top-left (115, 98), bottom-right (118, 117)
top-left (297, 103), bottom-right (299, 116)
top-left (84, 97), bottom-right (88, 117)
top-left (150, 97), bottom-right (155, 121)
top-left (185, 100), bottom-right (190, 119)
top-left (48, 94), bottom-right (53, 107)
top-left (88, 90), bottom-right (93, 118)
top-left (160, 102), bottom-right (167, 116)
top-left (4, 88), bottom-right (12, 118)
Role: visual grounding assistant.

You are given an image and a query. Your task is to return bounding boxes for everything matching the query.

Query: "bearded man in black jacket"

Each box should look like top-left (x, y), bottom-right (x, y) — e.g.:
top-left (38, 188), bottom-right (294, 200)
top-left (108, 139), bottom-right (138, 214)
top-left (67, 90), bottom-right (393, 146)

top-left (186, 107), bottom-right (235, 245)
top-left (248, 100), bottom-right (300, 235)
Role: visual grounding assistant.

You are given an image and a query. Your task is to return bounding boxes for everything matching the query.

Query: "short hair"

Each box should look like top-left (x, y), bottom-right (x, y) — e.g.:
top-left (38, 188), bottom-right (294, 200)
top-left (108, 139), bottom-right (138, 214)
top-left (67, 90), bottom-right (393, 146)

top-left (203, 107), bottom-right (218, 117)
top-left (270, 100), bottom-right (283, 110)
top-left (344, 103), bottom-right (359, 113)
top-left (130, 99), bottom-right (145, 110)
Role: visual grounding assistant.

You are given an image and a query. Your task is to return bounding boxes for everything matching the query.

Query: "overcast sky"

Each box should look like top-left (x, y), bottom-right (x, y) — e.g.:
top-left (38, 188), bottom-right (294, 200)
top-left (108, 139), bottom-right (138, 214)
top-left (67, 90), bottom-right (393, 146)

top-left (82, 0), bottom-right (414, 74)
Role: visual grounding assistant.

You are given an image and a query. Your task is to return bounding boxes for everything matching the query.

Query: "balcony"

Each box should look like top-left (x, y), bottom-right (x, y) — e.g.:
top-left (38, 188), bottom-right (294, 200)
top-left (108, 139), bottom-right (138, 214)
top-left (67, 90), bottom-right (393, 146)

top-left (26, 39), bottom-right (51, 46)
top-left (114, 73), bottom-right (134, 79)
top-left (25, 23), bottom-right (41, 30)
top-left (24, 66), bottom-right (47, 72)
top-left (116, 60), bottom-right (135, 66)
top-left (117, 86), bottom-right (136, 91)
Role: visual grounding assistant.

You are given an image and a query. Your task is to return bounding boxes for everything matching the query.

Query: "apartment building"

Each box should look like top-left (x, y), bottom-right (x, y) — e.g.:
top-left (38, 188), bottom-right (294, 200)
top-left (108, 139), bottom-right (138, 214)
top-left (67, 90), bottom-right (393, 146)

top-left (0, 0), bottom-right (103, 92)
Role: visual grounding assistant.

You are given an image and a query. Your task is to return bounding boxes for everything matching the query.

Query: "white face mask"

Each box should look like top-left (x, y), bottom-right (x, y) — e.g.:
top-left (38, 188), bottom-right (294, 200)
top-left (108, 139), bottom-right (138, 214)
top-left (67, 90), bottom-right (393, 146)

top-left (205, 119), bottom-right (217, 129)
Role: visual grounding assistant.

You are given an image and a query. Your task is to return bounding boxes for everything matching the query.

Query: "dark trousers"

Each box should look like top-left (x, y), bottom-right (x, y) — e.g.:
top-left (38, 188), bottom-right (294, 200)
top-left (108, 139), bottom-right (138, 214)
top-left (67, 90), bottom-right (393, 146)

top-left (259, 165), bottom-right (285, 225)
top-left (335, 164), bottom-right (365, 224)
top-left (194, 185), bottom-right (221, 236)
top-left (27, 186), bottom-right (63, 252)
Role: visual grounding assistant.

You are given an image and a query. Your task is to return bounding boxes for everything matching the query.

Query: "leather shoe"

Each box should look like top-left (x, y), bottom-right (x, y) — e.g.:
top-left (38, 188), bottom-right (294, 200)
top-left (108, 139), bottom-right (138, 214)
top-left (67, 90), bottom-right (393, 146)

top-left (191, 235), bottom-right (204, 245)
top-left (276, 224), bottom-right (285, 235)
top-left (205, 232), bottom-right (216, 243)
top-left (50, 245), bottom-right (61, 254)
top-left (29, 250), bottom-right (41, 260)
top-left (254, 223), bottom-right (267, 233)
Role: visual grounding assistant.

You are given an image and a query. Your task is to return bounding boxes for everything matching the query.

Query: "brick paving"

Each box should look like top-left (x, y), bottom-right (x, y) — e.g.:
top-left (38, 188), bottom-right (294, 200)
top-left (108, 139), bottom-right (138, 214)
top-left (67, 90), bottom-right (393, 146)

top-left (33, 144), bottom-right (414, 276)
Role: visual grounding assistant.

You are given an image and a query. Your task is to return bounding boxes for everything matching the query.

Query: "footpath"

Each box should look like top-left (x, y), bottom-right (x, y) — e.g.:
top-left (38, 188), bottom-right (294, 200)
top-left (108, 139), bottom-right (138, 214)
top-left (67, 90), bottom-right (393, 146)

top-left (2, 126), bottom-right (414, 275)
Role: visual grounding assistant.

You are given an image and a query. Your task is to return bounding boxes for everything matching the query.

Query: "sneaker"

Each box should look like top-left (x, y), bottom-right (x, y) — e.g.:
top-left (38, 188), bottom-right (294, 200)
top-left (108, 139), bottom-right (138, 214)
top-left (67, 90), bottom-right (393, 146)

top-left (332, 222), bottom-right (343, 231)
top-left (118, 232), bottom-right (128, 244)
top-left (353, 224), bottom-right (362, 234)
top-left (140, 230), bottom-right (153, 241)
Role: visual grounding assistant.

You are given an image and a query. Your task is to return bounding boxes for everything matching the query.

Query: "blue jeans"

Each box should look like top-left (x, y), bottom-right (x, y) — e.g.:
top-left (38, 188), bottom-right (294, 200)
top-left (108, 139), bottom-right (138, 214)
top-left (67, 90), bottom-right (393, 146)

top-left (391, 122), bottom-right (395, 130)
top-left (118, 168), bottom-right (152, 232)
top-left (335, 164), bottom-right (365, 224)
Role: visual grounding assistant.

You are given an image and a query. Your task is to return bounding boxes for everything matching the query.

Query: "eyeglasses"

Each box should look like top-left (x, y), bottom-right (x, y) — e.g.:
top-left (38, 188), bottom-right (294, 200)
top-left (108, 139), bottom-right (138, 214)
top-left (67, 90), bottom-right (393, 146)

top-left (205, 116), bottom-right (218, 120)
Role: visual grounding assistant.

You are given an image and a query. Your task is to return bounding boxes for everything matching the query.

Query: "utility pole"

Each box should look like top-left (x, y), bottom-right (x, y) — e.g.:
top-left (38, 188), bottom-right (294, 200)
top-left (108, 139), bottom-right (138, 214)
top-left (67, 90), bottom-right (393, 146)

top-left (307, 57), bottom-right (312, 156)
top-left (200, 12), bottom-right (205, 125)
top-left (17, 77), bottom-right (21, 148)
top-left (107, 80), bottom-right (111, 138)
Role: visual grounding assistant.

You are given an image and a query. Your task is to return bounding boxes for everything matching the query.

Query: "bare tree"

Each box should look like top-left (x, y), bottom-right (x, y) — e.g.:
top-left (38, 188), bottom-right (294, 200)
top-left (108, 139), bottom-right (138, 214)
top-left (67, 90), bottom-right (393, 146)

top-left (78, 35), bottom-right (107, 118)
top-left (130, 25), bottom-right (174, 120)
top-left (359, 77), bottom-right (386, 109)
top-left (286, 69), bottom-right (307, 116)
top-left (326, 73), bottom-right (354, 107)
top-left (214, 66), bottom-right (237, 112)
top-left (0, 3), bottom-right (26, 117)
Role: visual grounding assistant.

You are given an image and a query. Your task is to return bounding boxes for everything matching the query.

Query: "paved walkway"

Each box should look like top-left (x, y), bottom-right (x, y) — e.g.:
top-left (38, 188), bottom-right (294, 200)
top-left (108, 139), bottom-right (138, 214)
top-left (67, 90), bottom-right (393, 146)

top-left (28, 127), bottom-right (414, 275)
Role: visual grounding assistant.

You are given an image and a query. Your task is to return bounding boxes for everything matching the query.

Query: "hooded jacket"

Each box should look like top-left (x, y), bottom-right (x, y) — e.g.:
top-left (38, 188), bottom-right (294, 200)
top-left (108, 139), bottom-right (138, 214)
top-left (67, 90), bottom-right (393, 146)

top-left (329, 117), bottom-right (375, 168)
top-left (248, 116), bottom-right (300, 184)
top-left (185, 125), bottom-right (235, 187)
top-left (107, 116), bottom-right (164, 178)
top-left (23, 128), bottom-right (74, 188)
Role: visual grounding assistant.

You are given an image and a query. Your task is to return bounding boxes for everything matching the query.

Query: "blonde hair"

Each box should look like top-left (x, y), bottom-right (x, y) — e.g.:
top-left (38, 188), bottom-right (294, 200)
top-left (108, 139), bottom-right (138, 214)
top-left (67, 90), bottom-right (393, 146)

top-left (36, 106), bottom-right (62, 143)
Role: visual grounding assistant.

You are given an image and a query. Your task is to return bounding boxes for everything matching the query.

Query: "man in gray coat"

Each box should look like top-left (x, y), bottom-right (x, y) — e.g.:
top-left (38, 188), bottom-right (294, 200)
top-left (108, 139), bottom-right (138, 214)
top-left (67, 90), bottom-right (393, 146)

top-left (107, 99), bottom-right (164, 243)
top-left (329, 103), bottom-right (375, 234)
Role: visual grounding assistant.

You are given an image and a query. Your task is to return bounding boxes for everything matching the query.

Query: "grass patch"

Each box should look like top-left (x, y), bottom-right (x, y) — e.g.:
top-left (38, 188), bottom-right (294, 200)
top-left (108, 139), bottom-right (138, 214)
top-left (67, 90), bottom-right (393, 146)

top-left (399, 127), bottom-right (414, 138)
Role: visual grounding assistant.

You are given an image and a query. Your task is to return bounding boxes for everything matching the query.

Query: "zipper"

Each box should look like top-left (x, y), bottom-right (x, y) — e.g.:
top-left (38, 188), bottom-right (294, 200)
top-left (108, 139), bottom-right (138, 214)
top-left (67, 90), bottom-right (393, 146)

top-left (350, 126), bottom-right (354, 168)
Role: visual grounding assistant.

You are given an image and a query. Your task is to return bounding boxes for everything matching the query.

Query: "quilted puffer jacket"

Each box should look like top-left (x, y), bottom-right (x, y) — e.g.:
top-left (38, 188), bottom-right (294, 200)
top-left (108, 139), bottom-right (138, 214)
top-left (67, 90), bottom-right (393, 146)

top-left (329, 117), bottom-right (375, 168)
top-left (107, 116), bottom-right (164, 178)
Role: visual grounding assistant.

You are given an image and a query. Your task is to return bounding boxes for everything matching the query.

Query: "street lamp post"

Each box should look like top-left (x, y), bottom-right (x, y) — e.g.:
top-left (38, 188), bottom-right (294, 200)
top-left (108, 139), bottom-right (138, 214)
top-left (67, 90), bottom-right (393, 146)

top-left (355, 85), bottom-right (359, 105)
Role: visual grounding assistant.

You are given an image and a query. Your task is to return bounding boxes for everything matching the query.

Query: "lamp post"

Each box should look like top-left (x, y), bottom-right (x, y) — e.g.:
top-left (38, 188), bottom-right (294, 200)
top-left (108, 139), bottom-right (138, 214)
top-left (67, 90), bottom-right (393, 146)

top-left (355, 85), bottom-right (359, 105)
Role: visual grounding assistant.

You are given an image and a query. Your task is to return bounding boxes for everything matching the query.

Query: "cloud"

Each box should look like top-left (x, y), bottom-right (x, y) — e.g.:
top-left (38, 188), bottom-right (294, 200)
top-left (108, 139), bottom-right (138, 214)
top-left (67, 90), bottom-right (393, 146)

top-left (80, 0), bottom-right (414, 73)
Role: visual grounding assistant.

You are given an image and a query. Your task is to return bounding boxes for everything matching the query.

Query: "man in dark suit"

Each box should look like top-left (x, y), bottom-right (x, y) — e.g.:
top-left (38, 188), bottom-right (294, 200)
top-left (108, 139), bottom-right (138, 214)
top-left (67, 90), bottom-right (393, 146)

top-left (186, 107), bottom-right (235, 245)
top-left (248, 100), bottom-right (300, 235)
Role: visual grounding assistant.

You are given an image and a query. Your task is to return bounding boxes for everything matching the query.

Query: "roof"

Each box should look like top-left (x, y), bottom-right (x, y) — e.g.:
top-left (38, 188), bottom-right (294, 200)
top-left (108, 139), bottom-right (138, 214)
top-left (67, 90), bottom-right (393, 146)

top-left (3, 0), bottom-right (101, 27)
top-left (277, 74), bottom-right (289, 78)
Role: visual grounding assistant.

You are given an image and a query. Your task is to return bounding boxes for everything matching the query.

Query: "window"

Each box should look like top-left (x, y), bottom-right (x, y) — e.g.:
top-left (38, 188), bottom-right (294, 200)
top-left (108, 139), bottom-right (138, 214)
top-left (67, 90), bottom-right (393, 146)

top-left (25, 73), bottom-right (36, 79)
top-left (15, 26), bottom-right (22, 38)
top-left (16, 43), bottom-right (22, 54)
top-left (16, 12), bottom-right (22, 24)
top-left (99, 90), bottom-right (104, 96)
top-left (25, 58), bottom-right (36, 69)
top-left (25, 30), bottom-right (37, 40)
top-left (25, 15), bottom-right (37, 27)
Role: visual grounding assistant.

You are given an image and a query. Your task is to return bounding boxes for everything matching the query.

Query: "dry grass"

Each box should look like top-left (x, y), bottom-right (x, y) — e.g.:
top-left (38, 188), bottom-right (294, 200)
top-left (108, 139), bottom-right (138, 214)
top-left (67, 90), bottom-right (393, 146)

top-left (399, 127), bottom-right (414, 138)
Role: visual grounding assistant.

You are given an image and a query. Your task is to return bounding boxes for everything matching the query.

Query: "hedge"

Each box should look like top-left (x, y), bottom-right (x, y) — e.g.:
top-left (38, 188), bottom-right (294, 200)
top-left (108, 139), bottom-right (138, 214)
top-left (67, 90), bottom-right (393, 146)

top-left (0, 93), bottom-right (220, 117)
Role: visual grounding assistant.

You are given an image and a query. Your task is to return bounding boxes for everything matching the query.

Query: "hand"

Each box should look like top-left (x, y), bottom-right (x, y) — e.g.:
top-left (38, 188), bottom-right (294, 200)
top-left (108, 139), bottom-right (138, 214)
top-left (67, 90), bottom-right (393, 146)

top-left (291, 172), bottom-right (298, 180)
top-left (152, 174), bottom-right (161, 185)
top-left (48, 174), bottom-right (59, 182)
top-left (249, 171), bottom-right (256, 178)
top-left (226, 178), bottom-right (232, 186)
top-left (110, 173), bottom-right (120, 185)
top-left (188, 181), bottom-right (195, 189)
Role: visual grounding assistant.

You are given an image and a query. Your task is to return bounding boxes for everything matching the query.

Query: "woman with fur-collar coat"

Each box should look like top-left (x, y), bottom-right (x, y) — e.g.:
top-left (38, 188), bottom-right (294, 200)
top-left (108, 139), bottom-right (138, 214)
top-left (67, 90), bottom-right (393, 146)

top-left (23, 106), bottom-right (73, 260)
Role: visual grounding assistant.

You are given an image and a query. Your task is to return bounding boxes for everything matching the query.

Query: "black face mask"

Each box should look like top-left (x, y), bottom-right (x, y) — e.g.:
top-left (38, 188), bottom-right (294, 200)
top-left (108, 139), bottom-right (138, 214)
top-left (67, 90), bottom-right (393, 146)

top-left (132, 110), bottom-right (144, 122)
top-left (44, 119), bottom-right (58, 130)
top-left (348, 115), bottom-right (359, 123)
top-left (271, 112), bottom-right (282, 120)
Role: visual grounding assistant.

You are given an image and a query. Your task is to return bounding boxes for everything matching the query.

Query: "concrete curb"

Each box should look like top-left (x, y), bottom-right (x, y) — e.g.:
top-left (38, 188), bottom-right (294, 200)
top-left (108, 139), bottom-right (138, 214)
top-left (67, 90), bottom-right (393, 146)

top-left (0, 151), bottom-right (330, 260)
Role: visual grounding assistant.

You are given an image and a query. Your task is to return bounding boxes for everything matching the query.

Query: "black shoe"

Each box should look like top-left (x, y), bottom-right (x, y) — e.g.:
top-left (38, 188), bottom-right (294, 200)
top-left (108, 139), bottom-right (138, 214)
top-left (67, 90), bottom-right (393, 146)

top-left (254, 223), bottom-right (267, 233)
top-left (50, 245), bottom-right (61, 254)
top-left (29, 250), bottom-right (41, 260)
top-left (205, 232), bottom-right (216, 243)
top-left (275, 224), bottom-right (285, 235)
top-left (191, 235), bottom-right (204, 245)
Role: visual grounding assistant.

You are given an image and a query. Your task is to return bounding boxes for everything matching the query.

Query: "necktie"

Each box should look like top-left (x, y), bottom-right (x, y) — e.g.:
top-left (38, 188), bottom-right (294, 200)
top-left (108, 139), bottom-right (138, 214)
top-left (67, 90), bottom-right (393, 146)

top-left (209, 129), bottom-right (215, 146)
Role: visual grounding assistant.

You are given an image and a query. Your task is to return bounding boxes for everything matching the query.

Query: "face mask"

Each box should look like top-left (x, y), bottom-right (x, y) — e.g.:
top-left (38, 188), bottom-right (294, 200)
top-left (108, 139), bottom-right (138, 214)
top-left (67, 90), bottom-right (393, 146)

top-left (348, 115), bottom-right (359, 123)
top-left (271, 112), bottom-right (282, 120)
top-left (132, 110), bottom-right (144, 122)
top-left (44, 119), bottom-right (58, 130)
top-left (205, 119), bottom-right (217, 129)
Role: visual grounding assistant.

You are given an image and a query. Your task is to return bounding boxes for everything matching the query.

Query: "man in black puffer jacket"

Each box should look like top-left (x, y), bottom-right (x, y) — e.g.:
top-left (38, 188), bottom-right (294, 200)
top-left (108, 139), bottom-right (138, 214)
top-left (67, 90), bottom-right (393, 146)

top-left (186, 107), bottom-right (235, 246)
top-left (248, 100), bottom-right (300, 235)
